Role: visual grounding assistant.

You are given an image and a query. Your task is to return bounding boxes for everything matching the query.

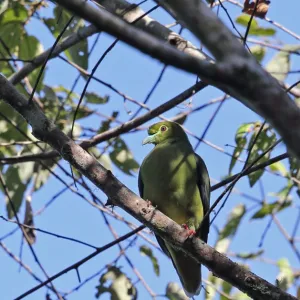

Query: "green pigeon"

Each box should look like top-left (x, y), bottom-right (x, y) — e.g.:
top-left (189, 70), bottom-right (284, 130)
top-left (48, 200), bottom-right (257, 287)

top-left (138, 121), bottom-right (210, 298)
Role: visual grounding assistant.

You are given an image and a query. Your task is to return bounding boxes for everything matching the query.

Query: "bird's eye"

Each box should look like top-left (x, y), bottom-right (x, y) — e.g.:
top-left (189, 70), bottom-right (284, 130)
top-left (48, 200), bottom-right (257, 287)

top-left (161, 125), bottom-right (167, 132)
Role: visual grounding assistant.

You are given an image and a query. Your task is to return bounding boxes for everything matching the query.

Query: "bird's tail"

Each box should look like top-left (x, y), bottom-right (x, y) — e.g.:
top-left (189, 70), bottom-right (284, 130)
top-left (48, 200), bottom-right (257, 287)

top-left (166, 243), bottom-right (202, 298)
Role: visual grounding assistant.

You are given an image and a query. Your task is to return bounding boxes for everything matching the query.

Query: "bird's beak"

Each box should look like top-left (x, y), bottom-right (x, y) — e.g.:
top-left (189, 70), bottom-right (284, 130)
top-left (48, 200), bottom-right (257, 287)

top-left (142, 134), bottom-right (156, 145)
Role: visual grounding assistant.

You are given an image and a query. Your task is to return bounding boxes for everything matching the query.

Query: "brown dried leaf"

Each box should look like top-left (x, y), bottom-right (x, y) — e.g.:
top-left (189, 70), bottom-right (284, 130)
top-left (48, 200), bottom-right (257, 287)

top-left (242, 0), bottom-right (271, 19)
top-left (23, 196), bottom-right (36, 245)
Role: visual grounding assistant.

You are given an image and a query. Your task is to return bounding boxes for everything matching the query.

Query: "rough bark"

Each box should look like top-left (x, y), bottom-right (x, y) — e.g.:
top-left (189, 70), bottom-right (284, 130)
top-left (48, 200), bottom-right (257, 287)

top-left (0, 74), bottom-right (296, 300)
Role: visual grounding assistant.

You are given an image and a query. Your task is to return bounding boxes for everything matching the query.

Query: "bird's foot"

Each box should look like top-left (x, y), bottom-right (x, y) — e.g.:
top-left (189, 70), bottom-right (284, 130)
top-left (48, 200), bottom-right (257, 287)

top-left (182, 224), bottom-right (196, 237)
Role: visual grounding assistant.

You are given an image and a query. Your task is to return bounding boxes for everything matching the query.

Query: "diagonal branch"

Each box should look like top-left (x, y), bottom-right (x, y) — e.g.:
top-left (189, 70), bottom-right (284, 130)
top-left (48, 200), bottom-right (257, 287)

top-left (0, 81), bottom-right (207, 164)
top-left (9, 25), bottom-right (99, 85)
top-left (15, 226), bottom-right (145, 299)
top-left (54, 0), bottom-right (300, 161)
top-left (96, 0), bottom-right (212, 62)
top-left (156, 0), bottom-right (300, 159)
top-left (0, 75), bottom-right (296, 300)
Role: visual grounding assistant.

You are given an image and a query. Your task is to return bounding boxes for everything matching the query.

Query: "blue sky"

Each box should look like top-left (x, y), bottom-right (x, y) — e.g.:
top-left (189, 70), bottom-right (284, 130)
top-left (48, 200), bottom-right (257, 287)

top-left (1, 1), bottom-right (300, 299)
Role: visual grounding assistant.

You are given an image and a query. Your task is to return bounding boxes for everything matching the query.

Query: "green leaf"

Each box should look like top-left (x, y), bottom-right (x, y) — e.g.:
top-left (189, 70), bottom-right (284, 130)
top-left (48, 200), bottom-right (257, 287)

top-left (43, 85), bottom-right (59, 102)
top-left (214, 206), bottom-right (246, 261)
top-left (229, 136), bottom-right (246, 174)
top-left (0, 22), bottom-right (23, 54)
top-left (215, 238), bottom-right (231, 253)
top-left (19, 35), bottom-right (43, 60)
top-left (0, 60), bottom-right (14, 77)
top-left (289, 156), bottom-right (300, 196)
top-left (235, 123), bottom-right (253, 143)
top-left (98, 111), bottom-right (119, 133)
top-left (0, 0), bottom-right (9, 16)
top-left (18, 161), bottom-right (35, 184)
top-left (248, 156), bottom-right (268, 187)
top-left (276, 258), bottom-right (294, 291)
top-left (85, 92), bottom-right (109, 104)
top-left (34, 168), bottom-right (52, 191)
top-left (266, 45), bottom-right (300, 81)
top-left (166, 282), bottom-right (189, 300)
top-left (249, 27), bottom-right (276, 36)
top-left (2, 166), bottom-right (27, 219)
top-left (289, 156), bottom-right (300, 179)
top-left (45, 7), bottom-right (88, 69)
top-left (269, 161), bottom-right (288, 177)
top-left (23, 198), bottom-right (36, 245)
top-left (110, 138), bottom-right (139, 176)
top-left (218, 204), bottom-right (246, 241)
top-left (221, 281), bottom-right (233, 300)
top-left (229, 122), bottom-right (254, 174)
top-left (205, 273), bottom-right (222, 300)
top-left (140, 245), bottom-right (160, 276)
top-left (30, 145), bottom-right (58, 191)
top-left (275, 184), bottom-right (293, 202)
top-left (89, 148), bottom-right (112, 171)
top-left (251, 200), bottom-right (291, 219)
top-left (236, 14), bottom-right (275, 36)
top-left (28, 66), bottom-right (45, 93)
top-left (95, 266), bottom-right (137, 300)
top-left (250, 45), bottom-right (266, 63)
top-left (0, 2), bottom-right (28, 24)
top-left (247, 126), bottom-right (277, 187)
top-left (236, 14), bottom-right (259, 27)
top-left (0, 102), bottom-right (28, 142)
top-left (71, 105), bottom-right (93, 120)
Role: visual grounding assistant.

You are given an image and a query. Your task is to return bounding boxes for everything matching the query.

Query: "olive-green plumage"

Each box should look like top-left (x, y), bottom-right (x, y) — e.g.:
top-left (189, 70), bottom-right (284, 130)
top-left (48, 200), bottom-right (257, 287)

top-left (139, 121), bottom-right (210, 298)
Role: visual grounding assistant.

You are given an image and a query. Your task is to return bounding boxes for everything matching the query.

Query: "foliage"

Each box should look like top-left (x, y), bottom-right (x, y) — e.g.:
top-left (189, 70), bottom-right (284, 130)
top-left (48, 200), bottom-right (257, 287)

top-left (229, 122), bottom-right (277, 187)
top-left (0, 1), bottom-right (299, 300)
top-left (166, 282), bottom-right (189, 300)
top-left (139, 245), bottom-right (160, 276)
top-left (95, 266), bottom-right (137, 300)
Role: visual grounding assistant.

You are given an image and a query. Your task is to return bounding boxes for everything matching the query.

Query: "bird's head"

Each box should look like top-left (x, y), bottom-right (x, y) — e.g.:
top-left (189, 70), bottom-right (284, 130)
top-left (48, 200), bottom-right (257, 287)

top-left (142, 121), bottom-right (187, 145)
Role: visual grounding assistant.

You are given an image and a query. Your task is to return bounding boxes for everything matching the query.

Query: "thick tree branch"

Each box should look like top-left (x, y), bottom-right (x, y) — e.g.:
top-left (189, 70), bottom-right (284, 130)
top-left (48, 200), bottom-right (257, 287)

top-left (96, 0), bottom-right (212, 62)
top-left (99, 0), bottom-right (300, 99)
top-left (9, 25), bottom-right (99, 85)
top-left (54, 0), bottom-right (218, 78)
top-left (54, 0), bottom-right (300, 160)
top-left (156, 0), bottom-right (300, 159)
top-left (0, 75), bottom-right (296, 300)
top-left (0, 81), bottom-right (207, 164)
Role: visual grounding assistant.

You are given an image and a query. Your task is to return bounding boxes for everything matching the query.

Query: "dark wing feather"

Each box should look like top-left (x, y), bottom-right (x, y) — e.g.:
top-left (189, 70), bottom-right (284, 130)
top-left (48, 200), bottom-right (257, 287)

top-left (138, 170), bottom-right (171, 258)
top-left (195, 153), bottom-right (210, 243)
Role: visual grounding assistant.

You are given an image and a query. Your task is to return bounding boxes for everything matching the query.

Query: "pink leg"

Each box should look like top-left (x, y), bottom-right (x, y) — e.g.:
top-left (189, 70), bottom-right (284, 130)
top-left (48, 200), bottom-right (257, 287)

top-left (182, 224), bottom-right (196, 237)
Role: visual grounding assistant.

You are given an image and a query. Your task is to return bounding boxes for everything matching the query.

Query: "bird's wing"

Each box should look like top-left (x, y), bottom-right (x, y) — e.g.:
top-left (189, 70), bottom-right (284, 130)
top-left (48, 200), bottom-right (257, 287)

top-left (194, 153), bottom-right (211, 243)
top-left (138, 170), bottom-right (171, 258)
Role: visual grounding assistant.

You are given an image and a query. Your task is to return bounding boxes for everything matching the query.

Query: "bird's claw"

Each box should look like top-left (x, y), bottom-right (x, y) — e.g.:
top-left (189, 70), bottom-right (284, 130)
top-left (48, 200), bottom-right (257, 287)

top-left (182, 224), bottom-right (196, 237)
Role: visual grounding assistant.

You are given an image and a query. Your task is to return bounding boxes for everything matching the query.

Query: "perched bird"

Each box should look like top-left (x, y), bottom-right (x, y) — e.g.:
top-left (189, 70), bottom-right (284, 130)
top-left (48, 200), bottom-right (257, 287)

top-left (139, 121), bottom-right (210, 298)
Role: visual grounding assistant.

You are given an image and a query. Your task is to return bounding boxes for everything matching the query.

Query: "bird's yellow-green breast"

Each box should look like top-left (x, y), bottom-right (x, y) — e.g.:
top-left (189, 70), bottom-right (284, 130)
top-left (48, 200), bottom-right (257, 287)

top-left (141, 139), bottom-right (204, 227)
top-left (139, 121), bottom-right (210, 297)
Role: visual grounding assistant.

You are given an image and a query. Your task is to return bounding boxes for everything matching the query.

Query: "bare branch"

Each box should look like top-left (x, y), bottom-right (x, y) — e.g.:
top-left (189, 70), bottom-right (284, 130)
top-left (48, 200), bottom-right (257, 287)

top-left (0, 75), bottom-right (296, 300)
top-left (0, 81), bottom-right (207, 164)
top-left (96, 0), bottom-right (212, 61)
top-left (155, 0), bottom-right (300, 159)
top-left (15, 226), bottom-right (144, 299)
top-left (9, 25), bottom-right (99, 85)
top-left (54, 0), bottom-right (300, 161)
